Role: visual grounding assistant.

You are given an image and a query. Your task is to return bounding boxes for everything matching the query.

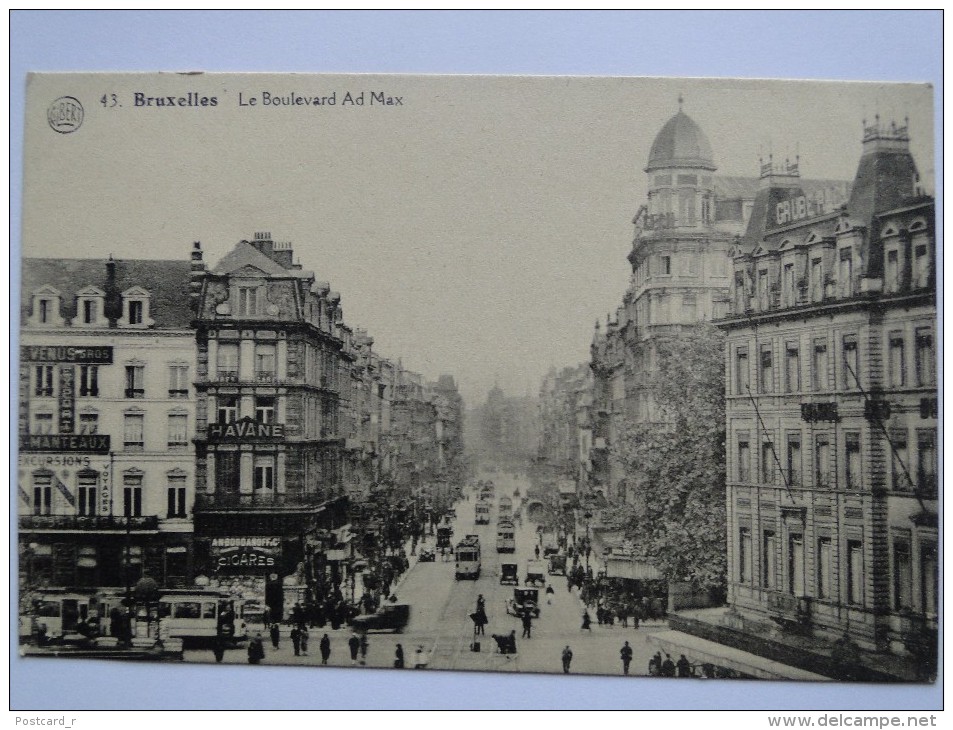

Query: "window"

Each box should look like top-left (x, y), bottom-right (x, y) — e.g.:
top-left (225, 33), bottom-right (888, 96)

top-left (33, 474), bottom-right (52, 516)
top-left (845, 433), bottom-right (862, 489)
top-left (760, 344), bottom-right (774, 393)
top-left (763, 531), bottom-right (778, 589)
top-left (788, 534), bottom-right (805, 596)
top-left (77, 471), bottom-right (98, 517)
top-left (916, 429), bottom-right (937, 494)
top-left (890, 431), bottom-right (912, 491)
top-left (734, 271), bottom-right (746, 312)
top-left (893, 538), bottom-right (913, 611)
top-left (817, 537), bottom-right (833, 599)
top-left (128, 300), bottom-right (143, 325)
top-left (782, 262), bottom-right (796, 306)
top-left (123, 473), bottom-right (143, 517)
top-left (888, 332), bottom-right (905, 387)
top-left (215, 451), bottom-right (241, 494)
top-left (167, 414), bottom-right (188, 451)
top-left (217, 343), bottom-right (239, 381)
top-left (254, 456), bottom-right (275, 491)
top-left (739, 527), bottom-right (752, 583)
top-left (842, 335), bottom-right (858, 390)
top-left (847, 540), bottom-right (864, 605)
top-left (885, 249), bottom-right (899, 293)
top-left (217, 396), bottom-right (239, 424)
top-left (34, 365), bottom-right (54, 397)
top-left (786, 434), bottom-right (801, 485)
top-left (255, 397), bottom-right (276, 424)
top-left (915, 328), bottom-right (935, 386)
top-left (737, 437), bottom-right (750, 482)
top-left (736, 347), bottom-right (750, 395)
top-left (123, 413), bottom-right (144, 451)
top-left (39, 298), bottom-right (51, 323)
top-left (125, 365), bottom-right (145, 398)
top-left (660, 255), bottom-right (671, 275)
top-left (168, 365), bottom-right (189, 398)
top-left (762, 441), bottom-right (776, 483)
top-left (238, 287), bottom-right (259, 316)
top-left (815, 435), bottom-right (831, 488)
top-left (812, 339), bottom-right (828, 391)
top-left (921, 541), bottom-right (938, 616)
top-left (838, 247), bottom-right (853, 297)
top-left (78, 412), bottom-right (98, 435)
top-left (785, 342), bottom-right (800, 392)
top-left (913, 244), bottom-right (930, 289)
top-left (255, 344), bottom-right (276, 382)
top-left (82, 299), bottom-right (97, 324)
top-left (678, 189), bottom-right (696, 226)
top-left (33, 412), bottom-right (54, 434)
top-left (811, 257), bottom-right (823, 302)
top-left (79, 365), bottom-right (99, 397)
top-left (167, 476), bottom-right (187, 518)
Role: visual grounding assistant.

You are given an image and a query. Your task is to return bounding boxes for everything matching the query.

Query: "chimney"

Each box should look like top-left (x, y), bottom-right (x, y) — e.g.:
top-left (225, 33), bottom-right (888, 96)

top-left (104, 254), bottom-right (121, 326)
top-left (189, 241), bottom-right (205, 315)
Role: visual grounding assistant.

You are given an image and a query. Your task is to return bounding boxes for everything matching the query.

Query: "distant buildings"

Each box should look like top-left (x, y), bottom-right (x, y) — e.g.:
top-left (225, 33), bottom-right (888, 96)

top-left (468, 385), bottom-right (538, 471)
top-left (17, 232), bottom-right (465, 620)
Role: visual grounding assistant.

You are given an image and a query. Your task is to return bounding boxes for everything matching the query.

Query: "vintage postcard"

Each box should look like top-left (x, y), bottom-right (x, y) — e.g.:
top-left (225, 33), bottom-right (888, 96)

top-left (17, 73), bottom-right (936, 683)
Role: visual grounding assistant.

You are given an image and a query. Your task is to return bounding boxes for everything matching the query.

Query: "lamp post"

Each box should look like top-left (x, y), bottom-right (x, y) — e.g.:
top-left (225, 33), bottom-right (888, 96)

top-left (583, 510), bottom-right (593, 573)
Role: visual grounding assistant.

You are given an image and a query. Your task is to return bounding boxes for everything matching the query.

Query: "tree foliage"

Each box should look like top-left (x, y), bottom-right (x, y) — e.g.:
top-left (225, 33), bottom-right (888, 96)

top-left (612, 323), bottom-right (727, 591)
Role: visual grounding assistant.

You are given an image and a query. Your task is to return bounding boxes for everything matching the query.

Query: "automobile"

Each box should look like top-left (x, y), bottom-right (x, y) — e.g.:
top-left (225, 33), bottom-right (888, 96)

top-left (505, 588), bottom-right (540, 618)
top-left (350, 603), bottom-right (410, 633)
top-left (499, 563), bottom-right (519, 586)
top-left (524, 561), bottom-right (547, 587)
top-left (547, 554), bottom-right (567, 576)
top-left (543, 545), bottom-right (560, 558)
top-left (418, 549), bottom-right (436, 563)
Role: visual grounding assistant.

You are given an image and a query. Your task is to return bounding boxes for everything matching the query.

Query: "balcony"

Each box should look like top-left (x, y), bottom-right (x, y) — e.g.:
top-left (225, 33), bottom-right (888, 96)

top-left (217, 370), bottom-right (239, 384)
top-left (195, 491), bottom-right (331, 510)
top-left (256, 370), bottom-right (276, 383)
top-left (19, 514), bottom-right (160, 531)
top-left (124, 388), bottom-right (145, 399)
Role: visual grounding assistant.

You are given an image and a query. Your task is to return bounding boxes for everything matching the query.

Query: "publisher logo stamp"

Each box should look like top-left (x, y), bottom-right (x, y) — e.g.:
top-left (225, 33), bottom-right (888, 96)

top-left (47, 96), bottom-right (84, 133)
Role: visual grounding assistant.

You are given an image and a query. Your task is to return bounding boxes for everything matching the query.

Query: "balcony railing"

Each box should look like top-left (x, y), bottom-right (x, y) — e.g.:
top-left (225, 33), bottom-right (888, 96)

top-left (217, 370), bottom-right (239, 383)
top-left (256, 370), bottom-right (275, 383)
top-left (195, 492), bottom-right (331, 510)
top-left (19, 514), bottom-right (160, 530)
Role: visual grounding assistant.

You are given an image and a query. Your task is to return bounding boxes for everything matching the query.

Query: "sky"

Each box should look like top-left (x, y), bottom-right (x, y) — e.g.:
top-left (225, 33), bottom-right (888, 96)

top-left (20, 74), bottom-right (933, 407)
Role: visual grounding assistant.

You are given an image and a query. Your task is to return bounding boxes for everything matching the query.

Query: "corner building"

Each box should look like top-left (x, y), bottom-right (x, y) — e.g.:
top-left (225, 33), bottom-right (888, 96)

top-left (718, 120), bottom-right (937, 666)
top-left (190, 233), bottom-right (349, 619)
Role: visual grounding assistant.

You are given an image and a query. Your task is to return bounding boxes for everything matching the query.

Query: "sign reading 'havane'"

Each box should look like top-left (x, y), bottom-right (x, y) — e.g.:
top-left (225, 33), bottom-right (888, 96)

top-left (208, 417), bottom-right (284, 441)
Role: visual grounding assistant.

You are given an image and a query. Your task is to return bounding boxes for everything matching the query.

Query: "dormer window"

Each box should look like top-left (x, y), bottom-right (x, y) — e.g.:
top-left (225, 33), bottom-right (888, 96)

top-left (119, 286), bottom-right (153, 328)
top-left (28, 286), bottom-right (65, 327)
top-left (237, 286), bottom-right (260, 316)
top-left (74, 287), bottom-right (107, 327)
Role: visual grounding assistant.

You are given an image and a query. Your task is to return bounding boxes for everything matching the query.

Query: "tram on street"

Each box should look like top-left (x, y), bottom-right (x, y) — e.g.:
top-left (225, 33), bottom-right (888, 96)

top-left (454, 535), bottom-right (482, 580)
top-left (496, 518), bottom-right (516, 553)
top-left (475, 500), bottom-right (491, 525)
top-left (19, 589), bottom-right (93, 640)
top-left (157, 589), bottom-right (245, 644)
top-left (498, 495), bottom-right (513, 520)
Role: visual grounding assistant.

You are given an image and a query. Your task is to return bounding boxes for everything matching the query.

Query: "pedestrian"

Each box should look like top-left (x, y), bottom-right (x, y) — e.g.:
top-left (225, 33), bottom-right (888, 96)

top-left (269, 622), bottom-right (280, 649)
top-left (507, 630), bottom-right (517, 655)
top-left (247, 633), bottom-right (265, 665)
top-left (290, 625), bottom-right (301, 656)
top-left (300, 626), bottom-right (310, 656)
top-left (534, 544), bottom-right (540, 560)
top-left (394, 643), bottom-right (405, 669)
top-left (561, 645), bottom-right (573, 674)
top-left (649, 651), bottom-right (662, 676)
top-left (359, 632), bottom-right (368, 665)
top-left (212, 636), bottom-right (226, 664)
top-left (581, 609), bottom-right (592, 631)
top-left (319, 633), bottom-right (331, 665)
top-left (348, 632), bottom-right (360, 665)
top-left (521, 611), bottom-right (532, 639)
top-left (676, 654), bottom-right (692, 678)
top-left (661, 653), bottom-right (676, 677)
top-left (546, 584), bottom-right (555, 605)
top-left (476, 594), bottom-right (486, 613)
top-left (620, 641), bottom-right (633, 676)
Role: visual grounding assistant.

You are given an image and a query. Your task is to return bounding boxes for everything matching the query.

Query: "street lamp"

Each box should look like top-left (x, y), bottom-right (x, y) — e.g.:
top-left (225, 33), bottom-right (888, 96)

top-left (583, 510), bottom-right (593, 573)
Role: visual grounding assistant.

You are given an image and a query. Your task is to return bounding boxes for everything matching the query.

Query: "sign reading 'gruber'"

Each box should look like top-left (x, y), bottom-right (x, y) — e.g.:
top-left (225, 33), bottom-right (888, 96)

top-left (210, 536), bottom-right (281, 571)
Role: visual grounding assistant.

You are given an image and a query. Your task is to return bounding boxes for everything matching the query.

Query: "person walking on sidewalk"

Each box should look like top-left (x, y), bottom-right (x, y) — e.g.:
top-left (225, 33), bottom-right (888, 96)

top-left (247, 633), bottom-right (265, 665)
top-left (521, 611), bottom-right (532, 639)
top-left (561, 645), bottom-right (573, 674)
top-left (348, 633), bottom-right (360, 665)
top-left (359, 632), bottom-right (369, 665)
top-left (319, 633), bottom-right (331, 665)
top-left (394, 643), bottom-right (405, 669)
top-left (269, 622), bottom-right (280, 650)
top-left (581, 609), bottom-right (592, 631)
top-left (620, 641), bottom-right (633, 675)
top-left (300, 626), bottom-right (309, 656)
top-left (290, 625), bottom-right (301, 656)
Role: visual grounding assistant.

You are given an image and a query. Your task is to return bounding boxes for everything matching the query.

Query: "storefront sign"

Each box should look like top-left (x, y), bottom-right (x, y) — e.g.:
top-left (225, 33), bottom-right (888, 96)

top-left (18, 368), bottom-right (29, 439)
top-left (208, 417), bottom-right (284, 442)
top-left (19, 434), bottom-right (111, 453)
top-left (210, 536), bottom-right (281, 572)
top-left (21, 345), bottom-right (113, 364)
top-left (58, 366), bottom-right (75, 433)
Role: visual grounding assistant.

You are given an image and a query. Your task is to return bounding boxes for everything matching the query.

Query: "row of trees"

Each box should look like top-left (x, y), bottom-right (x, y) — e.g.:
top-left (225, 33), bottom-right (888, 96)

top-left (612, 323), bottom-right (728, 593)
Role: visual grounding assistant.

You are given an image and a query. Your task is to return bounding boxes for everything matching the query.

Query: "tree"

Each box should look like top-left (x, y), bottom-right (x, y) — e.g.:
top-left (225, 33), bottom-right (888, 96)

top-left (612, 323), bottom-right (727, 592)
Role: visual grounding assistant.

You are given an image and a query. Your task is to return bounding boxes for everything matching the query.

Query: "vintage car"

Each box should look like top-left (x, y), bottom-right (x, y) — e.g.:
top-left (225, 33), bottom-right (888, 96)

top-left (505, 588), bottom-right (540, 618)
top-left (524, 561), bottom-right (547, 587)
top-left (547, 553), bottom-right (567, 576)
top-left (499, 563), bottom-right (519, 586)
top-left (418, 549), bottom-right (436, 563)
top-left (350, 603), bottom-right (410, 633)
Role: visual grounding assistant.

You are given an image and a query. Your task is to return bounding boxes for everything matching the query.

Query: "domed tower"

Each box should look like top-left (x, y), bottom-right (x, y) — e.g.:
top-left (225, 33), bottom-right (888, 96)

top-left (644, 99), bottom-right (717, 231)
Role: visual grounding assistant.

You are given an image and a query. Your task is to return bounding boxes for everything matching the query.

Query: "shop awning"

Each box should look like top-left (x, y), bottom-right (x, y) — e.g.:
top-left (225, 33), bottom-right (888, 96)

top-left (646, 630), bottom-right (828, 681)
